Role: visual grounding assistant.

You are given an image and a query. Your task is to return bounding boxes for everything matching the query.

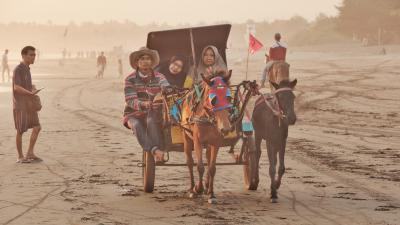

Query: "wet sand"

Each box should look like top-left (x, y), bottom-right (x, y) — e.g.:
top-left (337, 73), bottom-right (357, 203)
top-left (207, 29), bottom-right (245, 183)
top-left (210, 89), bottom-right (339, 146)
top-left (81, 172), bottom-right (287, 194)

top-left (0, 45), bottom-right (399, 225)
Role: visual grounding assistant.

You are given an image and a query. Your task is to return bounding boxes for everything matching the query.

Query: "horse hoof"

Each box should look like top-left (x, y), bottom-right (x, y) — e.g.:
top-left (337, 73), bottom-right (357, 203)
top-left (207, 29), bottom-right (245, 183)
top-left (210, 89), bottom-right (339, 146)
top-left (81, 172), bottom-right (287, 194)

top-left (271, 198), bottom-right (278, 203)
top-left (208, 197), bottom-right (217, 204)
top-left (189, 192), bottom-right (196, 199)
top-left (193, 185), bottom-right (204, 195)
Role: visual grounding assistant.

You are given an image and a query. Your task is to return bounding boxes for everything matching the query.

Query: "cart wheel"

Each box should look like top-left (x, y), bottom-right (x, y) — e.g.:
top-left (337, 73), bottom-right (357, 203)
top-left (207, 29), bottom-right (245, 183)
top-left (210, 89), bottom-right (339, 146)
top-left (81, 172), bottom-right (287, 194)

top-left (243, 135), bottom-right (259, 190)
top-left (143, 151), bottom-right (155, 193)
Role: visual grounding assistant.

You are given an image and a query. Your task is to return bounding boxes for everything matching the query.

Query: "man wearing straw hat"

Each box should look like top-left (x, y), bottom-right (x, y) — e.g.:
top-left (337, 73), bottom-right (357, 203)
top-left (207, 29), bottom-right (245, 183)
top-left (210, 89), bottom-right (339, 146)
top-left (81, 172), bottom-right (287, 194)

top-left (123, 47), bottom-right (170, 163)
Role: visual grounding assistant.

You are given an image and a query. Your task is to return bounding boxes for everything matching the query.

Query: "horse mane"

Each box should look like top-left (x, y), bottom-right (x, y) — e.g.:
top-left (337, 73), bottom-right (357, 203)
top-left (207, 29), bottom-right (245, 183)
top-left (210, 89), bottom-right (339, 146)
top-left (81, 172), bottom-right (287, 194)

top-left (209, 74), bottom-right (231, 86)
top-left (278, 79), bottom-right (291, 88)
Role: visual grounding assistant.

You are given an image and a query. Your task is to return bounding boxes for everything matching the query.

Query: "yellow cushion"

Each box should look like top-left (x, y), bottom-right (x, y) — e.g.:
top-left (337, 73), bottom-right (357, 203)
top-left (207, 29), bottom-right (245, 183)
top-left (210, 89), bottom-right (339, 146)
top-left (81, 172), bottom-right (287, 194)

top-left (183, 76), bottom-right (193, 89)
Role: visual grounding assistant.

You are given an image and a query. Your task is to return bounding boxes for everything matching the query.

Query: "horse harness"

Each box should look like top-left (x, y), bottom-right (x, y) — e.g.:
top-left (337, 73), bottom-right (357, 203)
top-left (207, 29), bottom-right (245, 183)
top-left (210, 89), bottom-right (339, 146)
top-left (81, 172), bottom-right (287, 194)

top-left (259, 87), bottom-right (293, 127)
top-left (189, 84), bottom-right (218, 126)
top-left (162, 85), bottom-right (214, 139)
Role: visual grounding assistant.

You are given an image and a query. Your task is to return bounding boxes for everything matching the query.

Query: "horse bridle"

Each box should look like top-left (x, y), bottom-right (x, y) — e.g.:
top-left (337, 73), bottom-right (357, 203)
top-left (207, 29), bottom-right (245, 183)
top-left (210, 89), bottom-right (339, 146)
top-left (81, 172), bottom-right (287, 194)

top-left (193, 81), bottom-right (257, 126)
top-left (191, 82), bottom-right (232, 126)
top-left (262, 87), bottom-right (294, 126)
top-left (192, 95), bottom-right (231, 125)
top-left (192, 107), bottom-right (217, 125)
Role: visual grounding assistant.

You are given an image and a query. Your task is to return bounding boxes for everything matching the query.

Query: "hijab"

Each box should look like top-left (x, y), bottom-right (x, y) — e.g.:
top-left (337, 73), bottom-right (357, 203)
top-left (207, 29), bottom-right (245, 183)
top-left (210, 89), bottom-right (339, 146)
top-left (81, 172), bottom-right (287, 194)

top-left (196, 45), bottom-right (227, 80)
top-left (158, 55), bottom-right (189, 88)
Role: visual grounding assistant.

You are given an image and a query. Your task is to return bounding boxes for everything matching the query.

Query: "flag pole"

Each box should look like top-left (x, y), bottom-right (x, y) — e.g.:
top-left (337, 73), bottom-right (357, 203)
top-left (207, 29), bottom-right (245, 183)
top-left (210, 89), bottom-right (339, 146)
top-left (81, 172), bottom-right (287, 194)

top-left (242, 37), bottom-right (253, 133)
top-left (245, 41), bottom-right (250, 80)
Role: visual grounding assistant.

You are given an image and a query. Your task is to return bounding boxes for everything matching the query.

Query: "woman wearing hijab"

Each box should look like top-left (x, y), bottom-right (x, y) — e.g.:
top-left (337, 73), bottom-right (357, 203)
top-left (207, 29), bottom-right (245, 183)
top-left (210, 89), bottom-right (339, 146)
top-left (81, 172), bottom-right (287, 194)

top-left (196, 45), bottom-right (228, 80)
top-left (157, 54), bottom-right (192, 88)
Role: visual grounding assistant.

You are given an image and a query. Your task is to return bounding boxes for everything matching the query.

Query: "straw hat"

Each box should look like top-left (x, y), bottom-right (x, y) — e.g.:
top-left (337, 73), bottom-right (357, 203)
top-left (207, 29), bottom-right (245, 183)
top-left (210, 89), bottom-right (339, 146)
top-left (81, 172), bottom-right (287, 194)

top-left (129, 47), bottom-right (160, 69)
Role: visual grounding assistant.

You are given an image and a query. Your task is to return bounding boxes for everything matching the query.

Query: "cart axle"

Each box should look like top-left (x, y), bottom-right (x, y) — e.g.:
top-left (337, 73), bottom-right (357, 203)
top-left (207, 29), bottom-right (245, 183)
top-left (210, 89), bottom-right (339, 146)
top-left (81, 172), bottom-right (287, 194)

top-left (138, 162), bottom-right (248, 167)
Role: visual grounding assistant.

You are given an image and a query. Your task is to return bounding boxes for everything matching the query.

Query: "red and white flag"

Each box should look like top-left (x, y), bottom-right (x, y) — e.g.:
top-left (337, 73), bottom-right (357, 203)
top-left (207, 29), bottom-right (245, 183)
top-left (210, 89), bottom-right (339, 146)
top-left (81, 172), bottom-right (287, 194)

top-left (249, 34), bottom-right (263, 54)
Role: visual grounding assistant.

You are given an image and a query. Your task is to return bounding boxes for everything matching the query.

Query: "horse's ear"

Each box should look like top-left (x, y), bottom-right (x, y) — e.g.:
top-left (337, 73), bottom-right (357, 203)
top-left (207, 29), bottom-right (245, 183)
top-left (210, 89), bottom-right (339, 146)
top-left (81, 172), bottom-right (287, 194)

top-left (201, 73), bottom-right (212, 86)
top-left (289, 79), bottom-right (297, 89)
top-left (269, 81), bottom-right (279, 90)
top-left (223, 70), bottom-right (232, 83)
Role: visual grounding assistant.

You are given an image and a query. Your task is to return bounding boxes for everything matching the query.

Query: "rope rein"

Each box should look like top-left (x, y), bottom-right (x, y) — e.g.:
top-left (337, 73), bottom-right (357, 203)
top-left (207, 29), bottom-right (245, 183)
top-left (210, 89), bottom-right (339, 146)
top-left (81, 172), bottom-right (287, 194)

top-left (261, 87), bottom-right (293, 127)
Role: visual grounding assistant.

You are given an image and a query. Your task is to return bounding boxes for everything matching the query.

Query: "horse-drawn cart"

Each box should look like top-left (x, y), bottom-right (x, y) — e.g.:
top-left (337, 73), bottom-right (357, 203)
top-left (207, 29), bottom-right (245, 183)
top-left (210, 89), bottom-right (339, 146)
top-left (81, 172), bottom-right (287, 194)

top-left (139, 24), bottom-right (260, 194)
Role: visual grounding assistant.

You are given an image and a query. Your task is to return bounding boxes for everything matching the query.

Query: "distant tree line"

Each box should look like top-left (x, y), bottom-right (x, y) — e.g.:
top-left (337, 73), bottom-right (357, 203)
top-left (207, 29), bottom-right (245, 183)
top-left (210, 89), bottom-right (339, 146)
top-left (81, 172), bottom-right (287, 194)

top-left (337, 0), bottom-right (400, 44)
top-left (1, 0), bottom-right (399, 53)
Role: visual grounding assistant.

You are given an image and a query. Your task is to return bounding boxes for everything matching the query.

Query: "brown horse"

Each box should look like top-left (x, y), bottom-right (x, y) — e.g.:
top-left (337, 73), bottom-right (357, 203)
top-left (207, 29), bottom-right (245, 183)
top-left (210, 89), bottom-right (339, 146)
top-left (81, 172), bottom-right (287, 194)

top-left (268, 61), bottom-right (290, 91)
top-left (181, 71), bottom-right (233, 204)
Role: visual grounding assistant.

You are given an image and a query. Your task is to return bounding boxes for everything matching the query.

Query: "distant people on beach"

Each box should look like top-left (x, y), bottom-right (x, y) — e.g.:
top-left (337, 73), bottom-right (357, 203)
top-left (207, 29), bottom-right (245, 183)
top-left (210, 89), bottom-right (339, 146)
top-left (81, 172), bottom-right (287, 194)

top-left (59, 48), bottom-right (67, 66)
top-left (2, 49), bottom-right (10, 83)
top-left (118, 58), bottom-right (123, 78)
top-left (62, 48), bottom-right (67, 60)
top-left (96, 52), bottom-right (107, 78)
top-left (362, 37), bottom-right (369, 47)
top-left (380, 47), bottom-right (386, 55)
top-left (13, 46), bottom-right (42, 163)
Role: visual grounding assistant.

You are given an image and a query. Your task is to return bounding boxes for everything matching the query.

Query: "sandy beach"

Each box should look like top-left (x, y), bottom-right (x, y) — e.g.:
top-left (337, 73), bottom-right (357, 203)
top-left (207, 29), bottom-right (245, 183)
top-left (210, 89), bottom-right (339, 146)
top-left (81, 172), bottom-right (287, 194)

top-left (0, 44), bottom-right (399, 225)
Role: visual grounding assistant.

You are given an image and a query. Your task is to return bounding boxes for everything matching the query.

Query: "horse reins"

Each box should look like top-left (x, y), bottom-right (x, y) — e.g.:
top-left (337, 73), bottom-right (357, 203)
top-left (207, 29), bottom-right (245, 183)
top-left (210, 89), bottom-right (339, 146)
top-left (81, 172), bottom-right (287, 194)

top-left (191, 83), bottom-right (227, 126)
top-left (261, 87), bottom-right (293, 127)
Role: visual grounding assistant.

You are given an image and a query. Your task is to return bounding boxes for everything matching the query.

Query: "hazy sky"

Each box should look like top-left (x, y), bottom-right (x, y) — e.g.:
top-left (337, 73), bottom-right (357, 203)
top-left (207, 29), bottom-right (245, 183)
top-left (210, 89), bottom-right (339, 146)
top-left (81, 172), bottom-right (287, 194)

top-left (0, 0), bottom-right (342, 25)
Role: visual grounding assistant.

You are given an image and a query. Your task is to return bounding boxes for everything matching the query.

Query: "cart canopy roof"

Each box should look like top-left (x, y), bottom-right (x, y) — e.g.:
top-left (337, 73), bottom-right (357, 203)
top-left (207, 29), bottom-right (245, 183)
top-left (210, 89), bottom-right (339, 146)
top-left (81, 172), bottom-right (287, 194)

top-left (146, 24), bottom-right (231, 65)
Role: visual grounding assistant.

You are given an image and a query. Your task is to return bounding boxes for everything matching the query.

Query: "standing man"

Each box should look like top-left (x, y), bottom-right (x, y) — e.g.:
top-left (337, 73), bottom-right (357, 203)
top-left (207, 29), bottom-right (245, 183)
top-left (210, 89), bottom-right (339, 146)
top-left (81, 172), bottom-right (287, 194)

top-left (117, 58), bottom-right (123, 78)
top-left (260, 33), bottom-right (287, 88)
top-left (2, 49), bottom-right (10, 83)
top-left (60, 48), bottom-right (67, 66)
top-left (13, 46), bottom-right (42, 163)
top-left (96, 51), bottom-right (107, 78)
